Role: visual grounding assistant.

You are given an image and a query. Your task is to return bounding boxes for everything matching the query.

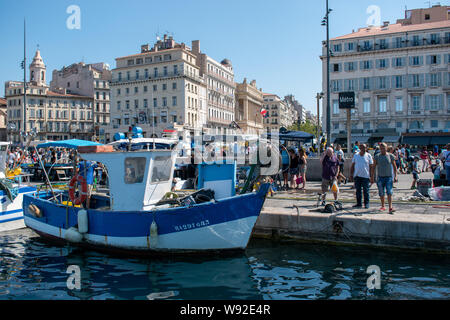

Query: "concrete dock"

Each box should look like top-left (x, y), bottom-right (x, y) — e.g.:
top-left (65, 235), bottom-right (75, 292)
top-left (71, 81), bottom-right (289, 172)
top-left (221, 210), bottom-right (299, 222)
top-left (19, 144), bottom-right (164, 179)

top-left (254, 172), bottom-right (450, 253)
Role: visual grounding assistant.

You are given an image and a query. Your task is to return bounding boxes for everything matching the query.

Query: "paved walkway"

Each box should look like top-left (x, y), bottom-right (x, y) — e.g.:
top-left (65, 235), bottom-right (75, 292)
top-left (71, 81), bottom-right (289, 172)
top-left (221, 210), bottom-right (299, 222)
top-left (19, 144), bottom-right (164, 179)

top-left (264, 171), bottom-right (450, 218)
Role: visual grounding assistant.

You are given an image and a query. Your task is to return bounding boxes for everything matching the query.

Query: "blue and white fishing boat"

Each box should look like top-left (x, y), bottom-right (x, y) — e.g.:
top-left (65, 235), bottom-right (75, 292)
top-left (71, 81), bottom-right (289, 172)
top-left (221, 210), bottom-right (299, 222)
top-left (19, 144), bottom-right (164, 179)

top-left (0, 142), bottom-right (36, 232)
top-left (23, 145), bottom-right (269, 254)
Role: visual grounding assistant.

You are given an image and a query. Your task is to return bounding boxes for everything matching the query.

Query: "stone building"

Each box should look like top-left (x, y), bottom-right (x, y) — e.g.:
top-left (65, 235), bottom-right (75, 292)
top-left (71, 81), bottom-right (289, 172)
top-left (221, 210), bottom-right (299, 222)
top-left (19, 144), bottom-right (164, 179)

top-left (263, 93), bottom-right (295, 132)
top-left (191, 40), bottom-right (236, 135)
top-left (4, 49), bottom-right (94, 143)
top-left (50, 62), bottom-right (112, 143)
top-left (321, 4), bottom-right (450, 146)
top-left (107, 35), bottom-right (207, 139)
top-left (235, 79), bottom-right (264, 135)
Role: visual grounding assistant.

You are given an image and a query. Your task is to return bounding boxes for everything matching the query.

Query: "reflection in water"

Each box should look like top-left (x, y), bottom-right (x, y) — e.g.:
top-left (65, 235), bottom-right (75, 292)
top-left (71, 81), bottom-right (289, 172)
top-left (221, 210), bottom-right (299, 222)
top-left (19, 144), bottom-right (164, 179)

top-left (0, 229), bottom-right (449, 300)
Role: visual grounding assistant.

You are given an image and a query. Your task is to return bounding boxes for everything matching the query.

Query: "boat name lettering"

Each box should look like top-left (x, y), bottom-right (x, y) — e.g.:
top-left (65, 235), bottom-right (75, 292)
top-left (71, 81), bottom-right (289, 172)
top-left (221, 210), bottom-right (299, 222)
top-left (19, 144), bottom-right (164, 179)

top-left (174, 220), bottom-right (210, 231)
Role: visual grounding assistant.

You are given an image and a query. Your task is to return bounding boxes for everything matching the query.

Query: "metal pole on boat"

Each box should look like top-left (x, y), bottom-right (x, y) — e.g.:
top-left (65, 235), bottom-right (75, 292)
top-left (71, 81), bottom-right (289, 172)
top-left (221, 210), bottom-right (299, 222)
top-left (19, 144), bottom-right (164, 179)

top-left (34, 145), bottom-right (56, 199)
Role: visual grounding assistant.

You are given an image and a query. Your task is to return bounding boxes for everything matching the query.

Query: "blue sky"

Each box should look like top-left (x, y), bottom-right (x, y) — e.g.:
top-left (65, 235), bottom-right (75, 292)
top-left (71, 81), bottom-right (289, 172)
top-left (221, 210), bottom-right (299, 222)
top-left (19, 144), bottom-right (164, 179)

top-left (0, 0), bottom-right (444, 113)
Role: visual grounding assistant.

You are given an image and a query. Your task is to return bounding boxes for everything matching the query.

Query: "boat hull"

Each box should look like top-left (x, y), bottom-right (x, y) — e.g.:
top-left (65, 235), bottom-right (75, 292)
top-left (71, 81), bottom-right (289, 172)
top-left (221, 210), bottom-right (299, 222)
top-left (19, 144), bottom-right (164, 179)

top-left (0, 186), bottom-right (36, 232)
top-left (23, 184), bottom-right (269, 254)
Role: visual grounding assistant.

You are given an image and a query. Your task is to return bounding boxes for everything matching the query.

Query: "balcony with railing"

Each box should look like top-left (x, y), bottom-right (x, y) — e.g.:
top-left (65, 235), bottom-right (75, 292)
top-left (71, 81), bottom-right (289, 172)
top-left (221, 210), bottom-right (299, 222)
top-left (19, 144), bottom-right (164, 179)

top-left (111, 71), bottom-right (205, 85)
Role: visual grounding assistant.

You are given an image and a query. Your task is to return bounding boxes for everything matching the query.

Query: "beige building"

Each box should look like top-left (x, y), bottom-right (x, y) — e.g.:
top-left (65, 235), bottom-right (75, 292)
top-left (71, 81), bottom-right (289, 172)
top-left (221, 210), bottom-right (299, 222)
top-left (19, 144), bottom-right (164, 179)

top-left (263, 93), bottom-right (296, 132)
top-left (108, 35), bottom-right (207, 139)
top-left (322, 5), bottom-right (450, 146)
top-left (50, 62), bottom-right (112, 143)
top-left (235, 79), bottom-right (264, 135)
top-left (192, 40), bottom-right (236, 135)
top-left (0, 98), bottom-right (6, 141)
top-left (5, 50), bottom-right (94, 143)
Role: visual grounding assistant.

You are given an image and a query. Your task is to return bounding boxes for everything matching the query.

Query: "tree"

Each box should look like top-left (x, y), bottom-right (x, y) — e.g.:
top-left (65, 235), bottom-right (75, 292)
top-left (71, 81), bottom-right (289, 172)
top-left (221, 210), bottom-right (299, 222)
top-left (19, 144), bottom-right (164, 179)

top-left (288, 120), bottom-right (319, 136)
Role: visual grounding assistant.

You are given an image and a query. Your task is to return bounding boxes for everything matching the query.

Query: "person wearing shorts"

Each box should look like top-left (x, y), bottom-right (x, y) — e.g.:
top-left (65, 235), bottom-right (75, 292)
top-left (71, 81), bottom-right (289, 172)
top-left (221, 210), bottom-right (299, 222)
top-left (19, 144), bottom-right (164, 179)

top-left (372, 143), bottom-right (397, 214)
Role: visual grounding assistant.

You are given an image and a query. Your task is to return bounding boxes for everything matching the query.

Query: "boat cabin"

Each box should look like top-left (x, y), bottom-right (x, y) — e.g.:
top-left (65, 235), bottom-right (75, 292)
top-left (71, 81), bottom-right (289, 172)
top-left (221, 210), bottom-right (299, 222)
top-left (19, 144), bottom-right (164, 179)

top-left (79, 149), bottom-right (177, 211)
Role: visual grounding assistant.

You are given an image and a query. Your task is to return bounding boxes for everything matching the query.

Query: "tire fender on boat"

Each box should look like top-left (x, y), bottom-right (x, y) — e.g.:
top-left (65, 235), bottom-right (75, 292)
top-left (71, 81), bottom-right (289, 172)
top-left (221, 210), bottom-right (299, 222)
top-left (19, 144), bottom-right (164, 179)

top-left (28, 204), bottom-right (42, 218)
top-left (77, 210), bottom-right (89, 234)
top-left (65, 227), bottom-right (83, 243)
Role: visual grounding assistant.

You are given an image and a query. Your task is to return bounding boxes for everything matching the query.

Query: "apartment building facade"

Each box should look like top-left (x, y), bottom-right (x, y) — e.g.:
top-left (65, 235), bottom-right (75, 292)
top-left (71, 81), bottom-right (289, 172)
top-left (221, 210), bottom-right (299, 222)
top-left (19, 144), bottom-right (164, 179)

top-left (235, 79), bottom-right (264, 135)
top-left (321, 5), bottom-right (450, 146)
top-left (107, 36), bottom-right (207, 139)
top-left (192, 40), bottom-right (236, 135)
top-left (263, 93), bottom-right (295, 132)
top-left (50, 62), bottom-right (112, 143)
top-left (285, 94), bottom-right (305, 124)
top-left (5, 50), bottom-right (94, 143)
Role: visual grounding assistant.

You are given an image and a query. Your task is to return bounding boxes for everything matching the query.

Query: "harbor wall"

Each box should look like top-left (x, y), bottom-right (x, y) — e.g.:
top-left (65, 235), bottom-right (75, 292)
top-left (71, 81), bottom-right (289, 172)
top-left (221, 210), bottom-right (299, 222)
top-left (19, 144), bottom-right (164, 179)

top-left (253, 207), bottom-right (450, 253)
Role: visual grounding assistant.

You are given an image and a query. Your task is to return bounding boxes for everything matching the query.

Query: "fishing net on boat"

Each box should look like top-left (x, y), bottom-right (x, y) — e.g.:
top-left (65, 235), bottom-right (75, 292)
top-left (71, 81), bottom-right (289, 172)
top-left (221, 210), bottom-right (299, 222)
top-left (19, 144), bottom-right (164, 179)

top-left (0, 178), bottom-right (19, 202)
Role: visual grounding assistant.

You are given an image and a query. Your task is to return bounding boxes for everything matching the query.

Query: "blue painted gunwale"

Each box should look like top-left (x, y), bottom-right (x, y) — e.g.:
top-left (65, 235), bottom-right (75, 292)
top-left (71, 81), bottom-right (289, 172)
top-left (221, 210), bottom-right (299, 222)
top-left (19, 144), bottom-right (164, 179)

top-left (23, 184), bottom-right (269, 238)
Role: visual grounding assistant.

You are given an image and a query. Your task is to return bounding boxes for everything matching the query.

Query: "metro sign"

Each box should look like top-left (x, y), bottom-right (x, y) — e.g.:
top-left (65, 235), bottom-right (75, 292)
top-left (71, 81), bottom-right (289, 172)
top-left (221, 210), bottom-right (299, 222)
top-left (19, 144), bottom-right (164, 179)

top-left (339, 91), bottom-right (355, 109)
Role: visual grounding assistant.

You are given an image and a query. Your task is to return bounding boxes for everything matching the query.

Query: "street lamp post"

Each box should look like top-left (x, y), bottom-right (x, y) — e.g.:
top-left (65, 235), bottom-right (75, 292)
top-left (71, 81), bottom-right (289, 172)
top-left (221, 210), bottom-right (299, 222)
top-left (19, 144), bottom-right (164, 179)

top-left (316, 92), bottom-right (324, 151)
top-left (321, 0), bottom-right (332, 147)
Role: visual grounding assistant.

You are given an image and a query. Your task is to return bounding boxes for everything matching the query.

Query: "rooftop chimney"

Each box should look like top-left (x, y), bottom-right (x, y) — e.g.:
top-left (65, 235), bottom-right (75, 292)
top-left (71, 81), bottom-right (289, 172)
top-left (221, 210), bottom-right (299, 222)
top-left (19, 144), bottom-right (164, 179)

top-left (192, 40), bottom-right (200, 54)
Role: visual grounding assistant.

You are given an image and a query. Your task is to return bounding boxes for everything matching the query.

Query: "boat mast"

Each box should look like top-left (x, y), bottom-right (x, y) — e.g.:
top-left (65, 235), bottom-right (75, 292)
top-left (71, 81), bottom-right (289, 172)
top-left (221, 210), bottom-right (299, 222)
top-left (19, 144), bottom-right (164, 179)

top-left (23, 19), bottom-right (27, 146)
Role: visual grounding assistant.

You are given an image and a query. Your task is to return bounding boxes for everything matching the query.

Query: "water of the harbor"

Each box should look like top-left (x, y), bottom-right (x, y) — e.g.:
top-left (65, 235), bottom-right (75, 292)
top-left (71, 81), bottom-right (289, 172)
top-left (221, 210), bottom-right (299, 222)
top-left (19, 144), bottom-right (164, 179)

top-left (0, 228), bottom-right (449, 300)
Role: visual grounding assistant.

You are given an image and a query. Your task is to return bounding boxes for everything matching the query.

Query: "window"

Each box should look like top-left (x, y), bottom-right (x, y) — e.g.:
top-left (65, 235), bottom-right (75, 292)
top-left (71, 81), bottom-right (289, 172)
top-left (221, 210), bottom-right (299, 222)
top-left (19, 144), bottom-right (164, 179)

top-left (395, 76), bottom-right (403, 89)
top-left (134, 87), bottom-right (138, 94)
top-left (431, 120), bottom-right (438, 128)
top-left (134, 99), bottom-right (139, 108)
top-left (126, 100), bottom-right (130, 109)
top-left (172, 82), bottom-right (177, 90)
top-left (332, 100), bottom-right (339, 114)
top-left (363, 78), bottom-right (370, 90)
top-left (153, 98), bottom-right (157, 108)
top-left (378, 59), bottom-right (387, 68)
top-left (333, 44), bottom-right (342, 52)
top-left (153, 85), bottom-right (157, 92)
top-left (412, 74), bottom-right (420, 87)
top-left (151, 156), bottom-right (173, 183)
top-left (412, 96), bottom-right (421, 110)
top-left (136, 70), bottom-right (140, 79)
top-left (362, 60), bottom-right (371, 70)
top-left (347, 43), bottom-right (354, 51)
top-left (425, 14), bottom-right (430, 20)
top-left (117, 101), bottom-right (121, 110)
top-left (379, 77), bottom-right (387, 89)
top-left (333, 64), bottom-right (340, 72)
top-left (411, 56), bottom-right (421, 66)
top-left (363, 122), bottom-right (370, 130)
top-left (163, 66), bottom-right (168, 76)
top-left (117, 89), bottom-right (121, 95)
top-left (396, 122), bottom-right (402, 128)
top-left (428, 95), bottom-right (441, 110)
top-left (394, 57), bottom-right (404, 67)
top-left (363, 98), bottom-right (371, 113)
top-left (172, 96), bottom-right (177, 106)
top-left (174, 65), bottom-right (178, 75)
top-left (378, 97), bottom-right (387, 113)
top-left (430, 73), bottom-right (440, 87)
top-left (162, 97), bottom-right (167, 107)
top-left (124, 157), bottom-right (147, 184)
top-left (144, 99), bottom-right (148, 108)
top-left (412, 35), bottom-right (420, 46)
top-left (395, 97), bottom-right (403, 112)
top-left (162, 84), bottom-right (167, 91)
top-left (144, 86), bottom-right (148, 93)
top-left (348, 62), bottom-right (355, 71)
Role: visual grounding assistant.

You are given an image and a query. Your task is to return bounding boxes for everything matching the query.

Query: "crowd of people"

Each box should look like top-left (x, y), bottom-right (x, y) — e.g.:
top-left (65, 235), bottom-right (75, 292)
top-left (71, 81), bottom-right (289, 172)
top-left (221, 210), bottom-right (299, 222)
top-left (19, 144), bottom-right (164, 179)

top-left (6, 147), bottom-right (76, 169)
top-left (276, 141), bottom-right (450, 215)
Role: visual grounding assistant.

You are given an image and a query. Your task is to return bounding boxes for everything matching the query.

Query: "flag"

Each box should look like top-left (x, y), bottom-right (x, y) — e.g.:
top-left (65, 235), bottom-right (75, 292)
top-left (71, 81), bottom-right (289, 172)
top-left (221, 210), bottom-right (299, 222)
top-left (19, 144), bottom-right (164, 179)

top-left (260, 108), bottom-right (268, 117)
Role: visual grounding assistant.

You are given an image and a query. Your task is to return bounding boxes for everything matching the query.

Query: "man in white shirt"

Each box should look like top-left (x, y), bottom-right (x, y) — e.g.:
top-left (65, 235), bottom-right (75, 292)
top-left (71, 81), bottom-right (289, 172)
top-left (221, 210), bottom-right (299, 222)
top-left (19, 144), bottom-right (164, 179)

top-left (440, 143), bottom-right (450, 184)
top-left (350, 144), bottom-right (373, 209)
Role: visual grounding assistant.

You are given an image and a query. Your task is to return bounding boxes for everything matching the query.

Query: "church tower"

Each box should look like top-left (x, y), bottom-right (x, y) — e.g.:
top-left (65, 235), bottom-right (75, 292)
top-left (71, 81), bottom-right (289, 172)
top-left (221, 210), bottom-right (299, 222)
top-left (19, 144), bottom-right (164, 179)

top-left (29, 48), bottom-right (46, 86)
